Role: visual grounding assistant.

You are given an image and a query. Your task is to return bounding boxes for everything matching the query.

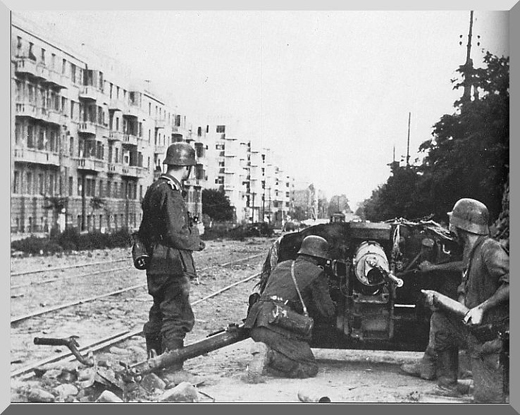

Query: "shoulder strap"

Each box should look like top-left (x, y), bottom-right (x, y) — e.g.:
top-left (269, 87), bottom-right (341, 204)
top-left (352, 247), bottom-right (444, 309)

top-left (291, 261), bottom-right (309, 317)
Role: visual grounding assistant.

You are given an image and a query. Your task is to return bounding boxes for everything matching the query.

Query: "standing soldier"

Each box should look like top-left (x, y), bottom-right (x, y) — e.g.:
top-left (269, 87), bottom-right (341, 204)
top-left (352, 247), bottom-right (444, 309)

top-left (137, 142), bottom-right (205, 384)
top-left (422, 198), bottom-right (509, 403)
top-left (243, 235), bottom-right (336, 382)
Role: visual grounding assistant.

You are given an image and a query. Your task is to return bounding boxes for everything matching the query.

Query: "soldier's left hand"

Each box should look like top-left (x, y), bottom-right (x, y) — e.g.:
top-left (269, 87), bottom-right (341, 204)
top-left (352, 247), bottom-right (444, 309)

top-left (463, 306), bottom-right (484, 326)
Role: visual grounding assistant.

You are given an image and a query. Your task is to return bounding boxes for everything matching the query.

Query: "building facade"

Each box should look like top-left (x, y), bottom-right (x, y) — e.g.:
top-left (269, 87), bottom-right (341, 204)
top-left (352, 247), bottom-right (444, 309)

top-left (11, 16), bottom-right (205, 236)
top-left (11, 15), bottom-right (299, 236)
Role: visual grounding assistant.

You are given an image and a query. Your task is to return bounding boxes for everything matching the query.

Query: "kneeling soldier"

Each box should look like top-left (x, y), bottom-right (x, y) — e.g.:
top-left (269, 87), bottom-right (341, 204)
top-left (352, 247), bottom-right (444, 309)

top-left (243, 235), bottom-right (336, 382)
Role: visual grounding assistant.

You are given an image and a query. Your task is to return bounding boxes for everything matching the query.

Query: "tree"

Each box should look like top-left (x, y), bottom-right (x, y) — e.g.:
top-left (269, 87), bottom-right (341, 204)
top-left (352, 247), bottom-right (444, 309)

top-left (360, 52), bottom-right (509, 224)
top-left (327, 194), bottom-right (352, 217)
top-left (43, 196), bottom-right (68, 235)
top-left (418, 52), bottom-right (509, 222)
top-left (202, 189), bottom-right (234, 222)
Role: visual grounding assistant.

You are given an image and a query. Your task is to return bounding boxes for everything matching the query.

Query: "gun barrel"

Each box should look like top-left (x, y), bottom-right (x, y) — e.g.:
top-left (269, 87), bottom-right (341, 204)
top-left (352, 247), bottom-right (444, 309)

top-left (130, 325), bottom-right (250, 376)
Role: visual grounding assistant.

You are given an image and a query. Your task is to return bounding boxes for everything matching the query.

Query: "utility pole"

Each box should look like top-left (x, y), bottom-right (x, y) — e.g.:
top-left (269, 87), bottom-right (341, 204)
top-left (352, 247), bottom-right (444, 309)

top-left (406, 112), bottom-right (411, 168)
top-left (461, 11), bottom-right (475, 103)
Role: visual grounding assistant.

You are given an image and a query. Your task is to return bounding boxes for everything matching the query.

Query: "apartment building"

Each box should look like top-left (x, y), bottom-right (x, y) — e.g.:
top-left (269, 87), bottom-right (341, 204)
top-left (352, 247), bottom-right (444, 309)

top-left (11, 15), bottom-right (205, 236)
top-left (203, 120), bottom-right (293, 226)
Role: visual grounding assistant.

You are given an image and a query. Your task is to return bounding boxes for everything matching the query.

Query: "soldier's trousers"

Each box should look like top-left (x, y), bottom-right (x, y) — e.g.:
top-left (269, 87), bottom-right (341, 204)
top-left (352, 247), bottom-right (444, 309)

top-left (250, 326), bottom-right (319, 378)
top-left (430, 311), bottom-right (506, 403)
top-left (143, 273), bottom-right (195, 352)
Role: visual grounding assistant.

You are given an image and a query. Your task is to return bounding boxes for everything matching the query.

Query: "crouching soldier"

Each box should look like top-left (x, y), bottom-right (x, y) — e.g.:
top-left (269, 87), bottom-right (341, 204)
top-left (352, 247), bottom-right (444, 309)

top-left (243, 235), bottom-right (336, 383)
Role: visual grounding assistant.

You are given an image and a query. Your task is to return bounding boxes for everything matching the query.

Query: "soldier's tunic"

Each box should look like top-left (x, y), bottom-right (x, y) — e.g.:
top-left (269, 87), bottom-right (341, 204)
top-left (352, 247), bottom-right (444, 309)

top-left (430, 235), bottom-right (509, 403)
top-left (138, 173), bottom-right (203, 352)
top-left (244, 257), bottom-right (335, 378)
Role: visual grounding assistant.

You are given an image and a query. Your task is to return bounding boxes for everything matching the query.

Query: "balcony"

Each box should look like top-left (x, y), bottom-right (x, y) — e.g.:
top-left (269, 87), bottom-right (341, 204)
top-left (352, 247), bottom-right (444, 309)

top-left (75, 157), bottom-right (106, 172)
top-left (15, 58), bottom-right (38, 77)
top-left (14, 147), bottom-right (60, 166)
top-left (15, 103), bottom-right (63, 125)
top-left (184, 178), bottom-right (203, 187)
top-left (155, 118), bottom-right (166, 129)
top-left (79, 86), bottom-right (102, 101)
top-left (107, 163), bottom-right (123, 174)
top-left (109, 98), bottom-right (126, 112)
top-left (124, 105), bottom-right (140, 118)
top-left (15, 102), bottom-right (40, 120)
top-left (108, 131), bottom-right (123, 142)
top-left (42, 69), bottom-right (67, 89)
top-left (43, 108), bottom-right (63, 125)
top-left (154, 145), bottom-right (166, 155)
top-left (122, 134), bottom-right (138, 146)
top-left (78, 122), bottom-right (97, 136)
top-left (121, 165), bottom-right (146, 178)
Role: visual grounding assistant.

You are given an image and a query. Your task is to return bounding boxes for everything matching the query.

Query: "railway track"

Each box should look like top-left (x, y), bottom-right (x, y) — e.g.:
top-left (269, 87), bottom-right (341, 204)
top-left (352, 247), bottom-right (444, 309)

top-left (10, 253), bottom-right (264, 323)
top-left (10, 244), bottom-right (269, 379)
top-left (11, 271), bottom-right (260, 379)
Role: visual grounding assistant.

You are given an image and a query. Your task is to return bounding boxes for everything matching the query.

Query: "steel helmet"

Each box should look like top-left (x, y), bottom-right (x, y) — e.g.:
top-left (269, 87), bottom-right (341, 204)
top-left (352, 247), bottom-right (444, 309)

top-left (448, 198), bottom-right (489, 235)
top-left (297, 235), bottom-right (330, 260)
top-left (163, 142), bottom-right (197, 166)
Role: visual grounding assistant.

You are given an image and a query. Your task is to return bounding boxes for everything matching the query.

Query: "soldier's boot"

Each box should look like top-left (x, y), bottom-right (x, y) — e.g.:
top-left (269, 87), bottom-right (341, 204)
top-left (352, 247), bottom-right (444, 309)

top-left (145, 335), bottom-right (162, 359)
top-left (245, 342), bottom-right (271, 384)
top-left (434, 349), bottom-right (471, 397)
top-left (160, 339), bottom-right (197, 388)
top-left (401, 346), bottom-right (437, 380)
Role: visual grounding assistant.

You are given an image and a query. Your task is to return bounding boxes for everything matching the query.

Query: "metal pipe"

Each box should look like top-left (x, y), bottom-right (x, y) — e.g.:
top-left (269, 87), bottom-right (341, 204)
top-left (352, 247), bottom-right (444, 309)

top-left (128, 325), bottom-right (250, 377)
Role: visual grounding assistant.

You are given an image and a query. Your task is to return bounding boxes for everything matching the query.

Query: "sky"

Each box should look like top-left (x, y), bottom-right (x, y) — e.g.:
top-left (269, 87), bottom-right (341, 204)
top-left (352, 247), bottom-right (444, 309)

top-left (14, 9), bottom-right (510, 209)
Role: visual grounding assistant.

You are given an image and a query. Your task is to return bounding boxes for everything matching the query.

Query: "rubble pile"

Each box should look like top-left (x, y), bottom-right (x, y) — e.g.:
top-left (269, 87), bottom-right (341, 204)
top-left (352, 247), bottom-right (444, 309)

top-left (12, 336), bottom-right (212, 403)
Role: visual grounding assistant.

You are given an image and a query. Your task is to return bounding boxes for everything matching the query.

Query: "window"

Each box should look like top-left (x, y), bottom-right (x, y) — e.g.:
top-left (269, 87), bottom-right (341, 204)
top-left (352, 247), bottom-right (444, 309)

top-left (69, 177), bottom-right (73, 196)
top-left (107, 181), bottom-right (111, 198)
top-left (216, 125), bottom-right (225, 133)
top-left (28, 42), bottom-right (35, 60)
top-left (41, 48), bottom-right (45, 64)
top-left (71, 63), bottom-right (76, 83)
top-left (49, 174), bottom-right (55, 196)
top-left (27, 125), bottom-right (34, 148)
top-left (13, 171), bottom-right (20, 193)
top-left (77, 179), bottom-right (82, 196)
top-left (38, 173), bottom-right (44, 194)
top-left (16, 36), bottom-right (22, 56)
top-left (15, 122), bottom-right (21, 145)
top-left (69, 137), bottom-right (74, 157)
top-left (26, 172), bottom-right (32, 194)
top-left (62, 59), bottom-right (66, 74)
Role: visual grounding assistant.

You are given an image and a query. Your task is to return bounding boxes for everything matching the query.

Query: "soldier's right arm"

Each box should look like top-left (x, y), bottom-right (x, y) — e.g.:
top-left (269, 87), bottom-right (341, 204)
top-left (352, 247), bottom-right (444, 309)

top-left (309, 272), bottom-right (335, 318)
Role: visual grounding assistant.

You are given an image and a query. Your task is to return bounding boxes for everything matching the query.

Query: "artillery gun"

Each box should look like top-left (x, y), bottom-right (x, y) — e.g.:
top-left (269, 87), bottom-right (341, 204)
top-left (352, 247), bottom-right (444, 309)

top-left (124, 219), bottom-right (461, 380)
top-left (259, 219), bottom-right (462, 352)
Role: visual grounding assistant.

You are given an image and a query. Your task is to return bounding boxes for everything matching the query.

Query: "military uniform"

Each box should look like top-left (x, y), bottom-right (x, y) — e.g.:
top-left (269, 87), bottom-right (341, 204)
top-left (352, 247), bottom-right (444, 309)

top-left (430, 235), bottom-right (509, 403)
top-left (244, 257), bottom-right (335, 378)
top-left (138, 173), bottom-right (204, 355)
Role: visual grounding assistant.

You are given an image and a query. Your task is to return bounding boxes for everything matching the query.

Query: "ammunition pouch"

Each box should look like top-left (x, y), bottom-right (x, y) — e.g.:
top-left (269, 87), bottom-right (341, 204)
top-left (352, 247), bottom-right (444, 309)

top-left (131, 232), bottom-right (150, 270)
top-left (470, 320), bottom-right (509, 344)
top-left (268, 303), bottom-right (314, 338)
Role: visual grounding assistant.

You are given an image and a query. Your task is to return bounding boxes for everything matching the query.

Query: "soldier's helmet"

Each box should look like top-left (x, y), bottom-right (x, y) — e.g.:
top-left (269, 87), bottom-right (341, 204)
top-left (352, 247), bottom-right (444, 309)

top-left (163, 142), bottom-right (197, 166)
top-left (297, 235), bottom-right (331, 260)
top-left (448, 198), bottom-right (489, 235)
